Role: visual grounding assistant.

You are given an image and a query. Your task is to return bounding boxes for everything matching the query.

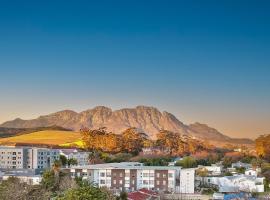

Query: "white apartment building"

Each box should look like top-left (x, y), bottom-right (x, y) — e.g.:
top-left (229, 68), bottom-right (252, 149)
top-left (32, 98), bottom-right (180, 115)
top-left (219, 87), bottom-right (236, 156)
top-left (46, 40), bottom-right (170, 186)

top-left (66, 162), bottom-right (195, 193)
top-left (0, 146), bottom-right (59, 169)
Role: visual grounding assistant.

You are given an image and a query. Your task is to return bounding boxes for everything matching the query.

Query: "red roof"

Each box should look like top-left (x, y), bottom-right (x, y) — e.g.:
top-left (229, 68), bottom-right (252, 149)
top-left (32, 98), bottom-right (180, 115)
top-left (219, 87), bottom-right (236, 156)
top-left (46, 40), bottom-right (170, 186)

top-left (139, 188), bottom-right (158, 196)
top-left (128, 188), bottom-right (159, 200)
top-left (128, 192), bottom-right (150, 200)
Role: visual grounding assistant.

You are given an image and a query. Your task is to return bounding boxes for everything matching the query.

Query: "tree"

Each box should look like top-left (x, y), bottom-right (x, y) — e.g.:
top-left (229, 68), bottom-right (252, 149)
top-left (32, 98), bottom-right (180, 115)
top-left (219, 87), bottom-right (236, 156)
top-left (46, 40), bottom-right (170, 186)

top-left (88, 151), bottom-right (103, 164)
top-left (53, 159), bottom-right (62, 184)
top-left (41, 170), bottom-right (57, 191)
top-left (175, 156), bottom-right (197, 168)
top-left (222, 157), bottom-right (233, 168)
top-left (81, 127), bottom-right (121, 153)
top-left (67, 158), bottom-right (78, 167)
top-left (0, 177), bottom-right (51, 200)
top-left (156, 130), bottom-right (180, 155)
top-left (59, 155), bottom-right (67, 166)
top-left (196, 168), bottom-right (208, 187)
top-left (121, 128), bottom-right (148, 155)
top-left (56, 181), bottom-right (114, 200)
top-left (256, 134), bottom-right (270, 161)
top-left (119, 191), bottom-right (128, 200)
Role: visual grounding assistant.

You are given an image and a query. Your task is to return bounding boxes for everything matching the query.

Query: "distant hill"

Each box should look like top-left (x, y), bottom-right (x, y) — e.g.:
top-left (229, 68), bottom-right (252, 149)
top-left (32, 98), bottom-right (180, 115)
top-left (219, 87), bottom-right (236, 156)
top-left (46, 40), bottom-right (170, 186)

top-left (0, 126), bottom-right (71, 138)
top-left (0, 130), bottom-right (81, 147)
top-left (0, 106), bottom-right (253, 145)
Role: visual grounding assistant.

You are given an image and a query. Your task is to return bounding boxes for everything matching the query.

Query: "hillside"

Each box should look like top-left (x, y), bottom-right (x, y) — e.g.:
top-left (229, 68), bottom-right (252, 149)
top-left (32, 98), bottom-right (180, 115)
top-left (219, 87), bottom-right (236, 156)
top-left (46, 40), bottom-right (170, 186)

top-left (0, 130), bottom-right (81, 147)
top-left (0, 106), bottom-right (253, 145)
top-left (0, 126), bottom-right (71, 138)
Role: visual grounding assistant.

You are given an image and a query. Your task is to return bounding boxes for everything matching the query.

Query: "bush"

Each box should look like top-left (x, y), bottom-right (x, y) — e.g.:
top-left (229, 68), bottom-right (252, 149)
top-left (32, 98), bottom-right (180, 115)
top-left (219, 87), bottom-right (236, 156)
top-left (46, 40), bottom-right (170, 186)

top-left (175, 157), bottom-right (197, 168)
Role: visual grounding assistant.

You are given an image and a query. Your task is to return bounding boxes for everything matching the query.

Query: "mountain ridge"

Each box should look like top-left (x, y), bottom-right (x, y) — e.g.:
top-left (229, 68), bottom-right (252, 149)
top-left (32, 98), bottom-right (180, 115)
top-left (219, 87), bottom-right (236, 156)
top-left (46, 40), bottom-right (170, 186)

top-left (0, 106), bottom-right (253, 145)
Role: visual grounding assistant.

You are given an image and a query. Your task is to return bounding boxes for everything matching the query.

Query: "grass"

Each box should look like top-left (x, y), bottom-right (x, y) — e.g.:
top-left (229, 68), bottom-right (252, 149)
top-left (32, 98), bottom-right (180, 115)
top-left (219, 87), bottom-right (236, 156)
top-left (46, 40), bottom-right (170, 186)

top-left (0, 130), bottom-right (82, 147)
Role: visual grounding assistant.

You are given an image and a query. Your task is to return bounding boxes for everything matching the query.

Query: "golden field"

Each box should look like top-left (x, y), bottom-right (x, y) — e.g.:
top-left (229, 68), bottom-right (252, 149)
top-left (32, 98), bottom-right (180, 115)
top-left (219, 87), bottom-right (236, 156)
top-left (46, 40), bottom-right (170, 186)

top-left (0, 130), bottom-right (83, 147)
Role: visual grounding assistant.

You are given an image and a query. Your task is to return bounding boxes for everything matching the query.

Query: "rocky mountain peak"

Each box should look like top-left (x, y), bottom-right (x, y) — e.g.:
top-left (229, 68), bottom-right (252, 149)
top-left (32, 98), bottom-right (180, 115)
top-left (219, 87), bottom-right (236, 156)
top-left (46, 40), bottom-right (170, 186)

top-left (0, 105), bottom-right (253, 144)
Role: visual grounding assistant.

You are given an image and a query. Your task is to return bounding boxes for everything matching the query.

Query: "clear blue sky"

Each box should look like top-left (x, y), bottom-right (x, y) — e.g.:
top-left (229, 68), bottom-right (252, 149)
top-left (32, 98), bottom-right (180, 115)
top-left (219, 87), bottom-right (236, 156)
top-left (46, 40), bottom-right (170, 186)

top-left (0, 0), bottom-right (269, 138)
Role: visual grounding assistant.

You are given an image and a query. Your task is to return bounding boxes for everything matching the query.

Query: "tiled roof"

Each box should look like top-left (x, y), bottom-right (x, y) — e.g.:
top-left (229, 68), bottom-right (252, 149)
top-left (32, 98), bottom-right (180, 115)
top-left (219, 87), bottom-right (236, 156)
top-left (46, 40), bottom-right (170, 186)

top-left (128, 189), bottom-right (159, 200)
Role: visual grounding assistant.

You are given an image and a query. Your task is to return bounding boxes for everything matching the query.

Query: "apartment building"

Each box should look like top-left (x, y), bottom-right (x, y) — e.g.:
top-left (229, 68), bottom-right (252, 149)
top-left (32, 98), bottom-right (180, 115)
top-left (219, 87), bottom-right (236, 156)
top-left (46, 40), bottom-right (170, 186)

top-left (0, 146), bottom-right (59, 169)
top-left (0, 147), bottom-right (28, 169)
top-left (66, 162), bottom-right (195, 193)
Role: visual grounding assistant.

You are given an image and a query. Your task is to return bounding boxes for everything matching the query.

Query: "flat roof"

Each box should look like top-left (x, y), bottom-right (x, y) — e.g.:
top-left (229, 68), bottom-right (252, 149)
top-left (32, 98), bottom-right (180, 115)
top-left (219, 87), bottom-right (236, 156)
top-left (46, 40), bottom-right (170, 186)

top-left (68, 162), bottom-right (187, 170)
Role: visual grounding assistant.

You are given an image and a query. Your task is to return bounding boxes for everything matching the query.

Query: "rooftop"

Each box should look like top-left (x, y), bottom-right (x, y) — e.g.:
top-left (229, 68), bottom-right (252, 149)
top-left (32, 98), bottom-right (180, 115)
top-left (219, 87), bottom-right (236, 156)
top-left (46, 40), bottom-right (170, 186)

top-left (68, 162), bottom-right (187, 170)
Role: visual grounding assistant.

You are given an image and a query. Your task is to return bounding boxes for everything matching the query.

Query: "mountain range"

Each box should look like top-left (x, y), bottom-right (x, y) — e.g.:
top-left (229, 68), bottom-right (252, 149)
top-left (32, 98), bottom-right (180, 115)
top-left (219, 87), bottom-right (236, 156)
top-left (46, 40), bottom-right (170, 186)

top-left (0, 106), bottom-right (253, 145)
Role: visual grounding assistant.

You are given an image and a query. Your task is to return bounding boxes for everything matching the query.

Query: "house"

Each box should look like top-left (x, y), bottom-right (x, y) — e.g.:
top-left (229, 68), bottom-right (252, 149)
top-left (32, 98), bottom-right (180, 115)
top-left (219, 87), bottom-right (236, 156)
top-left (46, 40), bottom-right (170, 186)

top-left (231, 161), bottom-right (252, 169)
top-left (2, 174), bottom-right (42, 185)
top-left (245, 169), bottom-right (257, 177)
top-left (141, 147), bottom-right (169, 155)
top-left (0, 146), bottom-right (59, 170)
top-left (59, 149), bottom-right (89, 166)
top-left (213, 192), bottom-right (224, 200)
top-left (168, 157), bottom-right (183, 166)
top-left (207, 174), bottom-right (265, 193)
top-left (198, 164), bottom-right (223, 176)
top-left (1, 169), bottom-right (42, 185)
top-left (65, 162), bottom-right (196, 193)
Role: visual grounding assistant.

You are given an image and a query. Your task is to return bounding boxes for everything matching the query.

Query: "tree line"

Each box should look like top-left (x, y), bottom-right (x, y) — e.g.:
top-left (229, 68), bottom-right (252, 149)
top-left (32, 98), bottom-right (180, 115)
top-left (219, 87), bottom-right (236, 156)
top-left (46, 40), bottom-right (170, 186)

top-left (80, 127), bottom-right (212, 156)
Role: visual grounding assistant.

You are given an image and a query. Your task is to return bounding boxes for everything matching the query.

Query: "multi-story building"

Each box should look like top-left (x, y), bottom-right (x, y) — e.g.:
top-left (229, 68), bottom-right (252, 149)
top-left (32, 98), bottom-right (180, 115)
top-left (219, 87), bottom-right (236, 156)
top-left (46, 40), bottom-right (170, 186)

top-left (59, 149), bottom-right (89, 166)
top-left (0, 147), bottom-right (28, 169)
top-left (0, 146), bottom-right (59, 169)
top-left (65, 162), bottom-right (195, 193)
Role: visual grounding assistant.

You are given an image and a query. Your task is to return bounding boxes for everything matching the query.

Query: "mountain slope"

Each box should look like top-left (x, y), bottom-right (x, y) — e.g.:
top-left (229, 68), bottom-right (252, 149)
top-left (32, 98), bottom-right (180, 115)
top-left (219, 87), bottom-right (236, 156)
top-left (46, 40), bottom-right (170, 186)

top-left (0, 106), bottom-right (253, 144)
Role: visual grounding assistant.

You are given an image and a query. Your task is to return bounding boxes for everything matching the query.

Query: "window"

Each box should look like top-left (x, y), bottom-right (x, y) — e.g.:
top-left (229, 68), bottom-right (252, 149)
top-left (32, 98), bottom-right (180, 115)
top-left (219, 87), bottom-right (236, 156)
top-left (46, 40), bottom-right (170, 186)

top-left (163, 174), bottom-right (166, 178)
top-left (156, 173), bottom-right (160, 178)
top-left (149, 173), bottom-right (154, 177)
top-left (163, 180), bottom-right (166, 185)
top-left (119, 180), bottom-right (123, 185)
top-left (113, 180), bottom-right (116, 184)
top-left (143, 180), bottom-right (148, 184)
top-left (125, 172), bottom-right (130, 177)
top-left (100, 180), bottom-right (105, 184)
top-left (100, 172), bottom-right (105, 177)
top-left (157, 180), bottom-right (160, 185)
top-left (149, 180), bottom-right (154, 185)
top-left (119, 173), bottom-right (123, 177)
top-left (12, 152), bottom-right (16, 155)
top-left (143, 173), bottom-right (149, 177)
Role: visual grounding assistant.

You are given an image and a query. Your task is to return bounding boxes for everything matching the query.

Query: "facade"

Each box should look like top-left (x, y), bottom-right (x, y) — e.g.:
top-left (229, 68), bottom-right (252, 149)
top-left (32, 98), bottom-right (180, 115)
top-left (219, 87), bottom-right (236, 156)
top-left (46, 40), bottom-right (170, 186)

top-left (0, 168), bottom-right (42, 185)
top-left (198, 164), bottom-right (223, 176)
top-left (206, 175), bottom-right (265, 193)
top-left (245, 169), bottom-right (257, 176)
top-left (66, 162), bottom-right (195, 193)
top-left (59, 149), bottom-right (89, 166)
top-left (0, 146), bottom-right (60, 169)
top-left (2, 174), bottom-right (42, 185)
top-left (231, 161), bottom-right (252, 169)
